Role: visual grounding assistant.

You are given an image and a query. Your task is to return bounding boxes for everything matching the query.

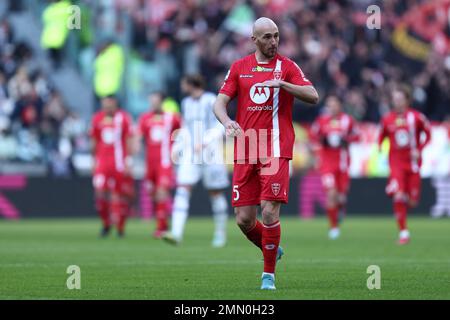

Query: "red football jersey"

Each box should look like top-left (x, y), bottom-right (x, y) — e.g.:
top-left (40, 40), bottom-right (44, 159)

top-left (138, 111), bottom-right (181, 168)
top-left (219, 53), bottom-right (312, 161)
top-left (311, 113), bottom-right (358, 171)
top-left (90, 110), bottom-right (133, 173)
top-left (379, 108), bottom-right (431, 172)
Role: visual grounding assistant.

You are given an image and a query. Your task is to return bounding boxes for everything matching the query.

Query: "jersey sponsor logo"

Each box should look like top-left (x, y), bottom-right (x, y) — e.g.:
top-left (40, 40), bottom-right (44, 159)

top-left (239, 74), bottom-right (254, 78)
top-left (327, 132), bottom-right (342, 148)
top-left (101, 127), bottom-right (115, 144)
top-left (271, 183), bottom-right (281, 196)
top-left (247, 105), bottom-right (273, 112)
top-left (150, 126), bottom-right (164, 142)
top-left (252, 66), bottom-right (273, 72)
top-left (395, 129), bottom-right (410, 147)
top-left (250, 83), bottom-right (271, 104)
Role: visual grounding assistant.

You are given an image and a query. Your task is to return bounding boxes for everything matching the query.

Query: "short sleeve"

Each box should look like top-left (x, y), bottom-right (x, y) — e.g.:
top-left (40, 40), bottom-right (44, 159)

top-left (286, 60), bottom-right (312, 86)
top-left (89, 116), bottom-right (100, 140)
top-left (138, 115), bottom-right (146, 136)
top-left (123, 113), bottom-right (133, 138)
top-left (219, 62), bottom-right (239, 99)
top-left (173, 114), bottom-right (182, 131)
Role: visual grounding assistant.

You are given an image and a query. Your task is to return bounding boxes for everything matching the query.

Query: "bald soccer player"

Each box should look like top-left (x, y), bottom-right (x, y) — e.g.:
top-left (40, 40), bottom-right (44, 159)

top-left (213, 17), bottom-right (319, 290)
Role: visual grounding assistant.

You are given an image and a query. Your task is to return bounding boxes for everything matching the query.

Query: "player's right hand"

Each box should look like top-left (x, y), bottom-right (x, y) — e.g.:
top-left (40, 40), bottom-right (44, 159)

top-left (224, 120), bottom-right (243, 137)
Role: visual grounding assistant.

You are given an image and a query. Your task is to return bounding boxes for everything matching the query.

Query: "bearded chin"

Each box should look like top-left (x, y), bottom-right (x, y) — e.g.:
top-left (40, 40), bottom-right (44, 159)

top-left (264, 49), bottom-right (276, 59)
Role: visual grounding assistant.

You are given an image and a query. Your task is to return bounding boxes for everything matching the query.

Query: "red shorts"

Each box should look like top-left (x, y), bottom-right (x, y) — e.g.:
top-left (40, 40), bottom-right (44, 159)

top-left (232, 158), bottom-right (290, 207)
top-left (93, 167), bottom-right (132, 196)
top-left (386, 168), bottom-right (421, 202)
top-left (144, 164), bottom-right (174, 194)
top-left (320, 168), bottom-right (350, 193)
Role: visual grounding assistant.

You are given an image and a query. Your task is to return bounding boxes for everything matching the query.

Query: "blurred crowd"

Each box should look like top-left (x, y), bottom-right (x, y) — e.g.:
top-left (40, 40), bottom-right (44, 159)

top-left (0, 17), bottom-right (86, 174)
top-left (116, 0), bottom-right (450, 122)
top-left (1, 0), bottom-right (449, 171)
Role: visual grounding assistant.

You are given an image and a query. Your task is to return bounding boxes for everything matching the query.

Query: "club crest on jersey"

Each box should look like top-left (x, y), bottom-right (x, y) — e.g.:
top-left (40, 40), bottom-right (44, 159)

top-left (273, 70), bottom-right (282, 80)
top-left (271, 183), bottom-right (281, 196)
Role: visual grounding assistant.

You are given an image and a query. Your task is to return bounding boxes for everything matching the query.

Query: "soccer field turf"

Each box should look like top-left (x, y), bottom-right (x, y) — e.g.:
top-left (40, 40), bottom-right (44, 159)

top-left (0, 216), bottom-right (449, 300)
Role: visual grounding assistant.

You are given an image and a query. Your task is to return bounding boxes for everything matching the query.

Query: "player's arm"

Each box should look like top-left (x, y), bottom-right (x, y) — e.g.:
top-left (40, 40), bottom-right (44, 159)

top-left (214, 64), bottom-right (243, 137)
top-left (89, 117), bottom-right (98, 172)
top-left (281, 82), bottom-right (319, 104)
top-left (213, 93), bottom-right (242, 137)
top-left (310, 120), bottom-right (325, 150)
top-left (378, 118), bottom-right (388, 152)
top-left (262, 61), bottom-right (319, 104)
top-left (343, 118), bottom-right (360, 147)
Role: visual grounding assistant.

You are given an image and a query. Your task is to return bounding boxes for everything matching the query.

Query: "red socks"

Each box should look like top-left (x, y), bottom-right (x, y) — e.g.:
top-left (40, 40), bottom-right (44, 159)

top-left (95, 197), bottom-right (110, 228)
top-left (155, 201), bottom-right (168, 232)
top-left (245, 220), bottom-right (263, 250)
top-left (111, 199), bottom-right (129, 233)
top-left (242, 219), bottom-right (281, 274)
top-left (327, 206), bottom-right (339, 228)
top-left (262, 221), bottom-right (281, 274)
top-left (394, 200), bottom-right (408, 231)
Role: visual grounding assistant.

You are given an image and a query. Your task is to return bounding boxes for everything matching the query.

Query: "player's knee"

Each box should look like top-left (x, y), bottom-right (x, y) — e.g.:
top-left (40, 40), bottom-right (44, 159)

top-left (326, 190), bottom-right (338, 208)
top-left (393, 192), bottom-right (406, 202)
top-left (235, 212), bottom-right (253, 230)
top-left (261, 201), bottom-right (280, 223)
top-left (409, 199), bottom-right (418, 208)
top-left (211, 193), bottom-right (227, 213)
top-left (174, 187), bottom-right (190, 208)
top-left (155, 187), bottom-right (169, 202)
top-left (337, 193), bottom-right (347, 205)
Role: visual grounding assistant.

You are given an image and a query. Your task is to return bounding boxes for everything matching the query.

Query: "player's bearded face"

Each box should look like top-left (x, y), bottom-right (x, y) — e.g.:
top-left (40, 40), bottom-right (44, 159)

top-left (392, 91), bottom-right (408, 112)
top-left (102, 98), bottom-right (118, 115)
top-left (255, 31), bottom-right (279, 59)
top-left (326, 97), bottom-right (341, 116)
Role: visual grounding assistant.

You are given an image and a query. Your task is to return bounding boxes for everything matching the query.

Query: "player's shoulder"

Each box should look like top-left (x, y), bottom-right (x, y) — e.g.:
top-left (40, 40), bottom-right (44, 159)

top-left (277, 54), bottom-right (300, 68)
top-left (229, 54), bottom-right (254, 69)
top-left (118, 109), bottom-right (132, 119)
top-left (92, 110), bottom-right (104, 122)
top-left (181, 95), bottom-right (192, 104)
top-left (341, 113), bottom-right (354, 122)
top-left (139, 111), bottom-right (152, 120)
top-left (381, 111), bottom-right (394, 121)
top-left (409, 108), bottom-right (428, 120)
top-left (315, 114), bottom-right (326, 123)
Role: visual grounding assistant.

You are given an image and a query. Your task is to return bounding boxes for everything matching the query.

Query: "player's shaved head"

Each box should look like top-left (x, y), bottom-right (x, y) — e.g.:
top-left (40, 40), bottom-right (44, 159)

top-left (252, 17), bottom-right (279, 60)
top-left (252, 17), bottom-right (278, 37)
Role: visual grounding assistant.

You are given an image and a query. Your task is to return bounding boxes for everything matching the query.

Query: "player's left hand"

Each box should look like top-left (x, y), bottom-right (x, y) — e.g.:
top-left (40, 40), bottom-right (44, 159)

top-left (260, 80), bottom-right (282, 88)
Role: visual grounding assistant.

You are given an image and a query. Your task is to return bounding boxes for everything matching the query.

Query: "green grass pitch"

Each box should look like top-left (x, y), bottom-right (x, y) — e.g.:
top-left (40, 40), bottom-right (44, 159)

top-left (1, 216), bottom-right (449, 299)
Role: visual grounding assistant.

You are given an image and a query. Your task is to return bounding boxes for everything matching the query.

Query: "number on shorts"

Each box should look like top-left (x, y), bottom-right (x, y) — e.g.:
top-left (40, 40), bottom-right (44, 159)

top-left (233, 185), bottom-right (239, 201)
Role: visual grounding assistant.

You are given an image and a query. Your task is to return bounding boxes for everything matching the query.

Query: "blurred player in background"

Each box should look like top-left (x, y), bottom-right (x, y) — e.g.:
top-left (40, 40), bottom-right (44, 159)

top-left (213, 18), bottom-right (319, 290)
top-left (379, 85), bottom-right (431, 245)
top-left (311, 95), bottom-right (358, 240)
top-left (162, 75), bottom-right (230, 247)
top-left (138, 92), bottom-right (181, 238)
top-left (90, 96), bottom-right (135, 237)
